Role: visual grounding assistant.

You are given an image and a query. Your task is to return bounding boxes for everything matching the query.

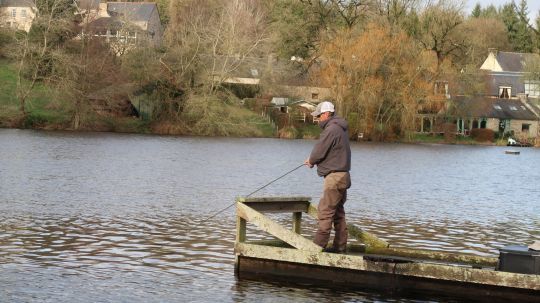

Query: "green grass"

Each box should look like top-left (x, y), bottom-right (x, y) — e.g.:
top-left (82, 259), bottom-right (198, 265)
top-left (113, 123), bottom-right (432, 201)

top-left (224, 103), bottom-right (276, 137)
top-left (0, 59), bottom-right (20, 123)
top-left (408, 133), bottom-right (488, 145)
top-left (0, 59), bottom-right (72, 127)
top-left (409, 133), bottom-right (446, 143)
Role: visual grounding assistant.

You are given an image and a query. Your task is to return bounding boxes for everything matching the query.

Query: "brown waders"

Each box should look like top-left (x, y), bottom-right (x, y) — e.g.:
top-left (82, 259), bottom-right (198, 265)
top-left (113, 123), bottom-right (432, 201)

top-left (314, 171), bottom-right (351, 251)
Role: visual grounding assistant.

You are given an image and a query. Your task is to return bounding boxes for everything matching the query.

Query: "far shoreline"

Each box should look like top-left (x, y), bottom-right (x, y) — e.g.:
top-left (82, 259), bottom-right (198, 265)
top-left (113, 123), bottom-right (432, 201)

top-left (2, 125), bottom-right (537, 148)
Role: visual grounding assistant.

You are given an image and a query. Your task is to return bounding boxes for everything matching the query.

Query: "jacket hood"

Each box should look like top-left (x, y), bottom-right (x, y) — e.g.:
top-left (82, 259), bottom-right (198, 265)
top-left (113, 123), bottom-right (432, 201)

top-left (320, 116), bottom-right (348, 131)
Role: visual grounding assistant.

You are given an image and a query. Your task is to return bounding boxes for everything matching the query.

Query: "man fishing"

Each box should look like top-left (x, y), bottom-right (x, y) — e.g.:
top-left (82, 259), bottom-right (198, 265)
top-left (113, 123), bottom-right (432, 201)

top-left (304, 101), bottom-right (351, 253)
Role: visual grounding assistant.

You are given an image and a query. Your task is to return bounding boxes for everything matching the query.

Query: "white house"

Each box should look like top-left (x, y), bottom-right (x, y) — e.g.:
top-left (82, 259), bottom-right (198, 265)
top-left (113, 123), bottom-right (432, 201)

top-left (78, 1), bottom-right (163, 48)
top-left (480, 48), bottom-right (540, 99)
top-left (0, 0), bottom-right (36, 32)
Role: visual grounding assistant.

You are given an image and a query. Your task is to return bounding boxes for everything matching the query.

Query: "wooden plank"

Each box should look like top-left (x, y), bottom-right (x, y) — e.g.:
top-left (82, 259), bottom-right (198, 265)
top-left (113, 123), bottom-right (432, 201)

top-left (243, 201), bottom-right (309, 213)
top-left (389, 262), bottom-right (540, 290)
top-left (237, 202), bottom-right (321, 252)
top-left (347, 223), bottom-right (390, 249)
top-left (235, 243), bottom-right (540, 290)
top-left (237, 196), bottom-right (311, 203)
top-left (365, 246), bottom-right (498, 267)
top-left (235, 242), bottom-right (365, 270)
top-left (292, 212), bottom-right (302, 234)
top-left (243, 239), bottom-right (366, 253)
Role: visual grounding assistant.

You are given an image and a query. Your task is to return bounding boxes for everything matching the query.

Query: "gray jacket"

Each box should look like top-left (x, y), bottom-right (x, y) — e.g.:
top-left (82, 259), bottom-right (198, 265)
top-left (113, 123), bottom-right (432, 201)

top-left (309, 116), bottom-right (351, 177)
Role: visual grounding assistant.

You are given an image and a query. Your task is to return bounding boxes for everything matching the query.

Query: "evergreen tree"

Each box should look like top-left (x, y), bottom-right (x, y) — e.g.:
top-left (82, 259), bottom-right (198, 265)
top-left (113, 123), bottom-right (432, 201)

top-left (514, 0), bottom-right (533, 52)
top-left (471, 3), bottom-right (481, 18)
top-left (501, 2), bottom-right (533, 52)
top-left (481, 4), bottom-right (498, 18)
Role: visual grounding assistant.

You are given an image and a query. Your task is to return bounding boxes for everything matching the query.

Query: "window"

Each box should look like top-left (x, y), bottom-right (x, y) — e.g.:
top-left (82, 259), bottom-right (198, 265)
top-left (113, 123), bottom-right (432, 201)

top-left (434, 80), bottom-right (449, 96)
top-left (521, 106), bottom-right (527, 110)
top-left (21, 10), bottom-right (26, 19)
top-left (493, 105), bottom-right (502, 110)
top-left (499, 86), bottom-right (511, 98)
top-left (480, 118), bottom-right (487, 129)
top-left (522, 124), bottom-right (530, 132)
top-left (525, 80), bottom-right (540, 97)
top-left (510, 106), bottom-right (518, 111)
top-left (11, 9), bottom-right (16, 18)
top-left (311, 93), bottom-right (319, 100)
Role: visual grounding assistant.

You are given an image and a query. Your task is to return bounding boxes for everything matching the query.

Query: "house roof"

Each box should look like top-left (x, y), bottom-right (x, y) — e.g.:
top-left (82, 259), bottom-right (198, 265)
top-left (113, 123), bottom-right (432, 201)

top-left (0, 0), bottom-right (35, 7)
top-left (290, 100), bottom-right (317, 111)
top-left (78, 0), bottom-right (100, 10)
top-left (485, 73), bottom-right (525, 97)
top-left (481, 50), bottom-right (540, 73)
top-left (494, 51), bottom-right (540, 73)
top-left (86, 17), bottom-right (129, 31)
top-left (107, 2), bottom-right (157, 22)
top-left (451, 96), bottom-right (538, 121)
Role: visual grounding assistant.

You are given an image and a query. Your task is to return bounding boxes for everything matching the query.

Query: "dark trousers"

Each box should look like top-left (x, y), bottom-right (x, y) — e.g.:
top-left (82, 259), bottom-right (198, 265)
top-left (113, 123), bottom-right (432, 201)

top-left (314, 172), bottom-right (351, 250)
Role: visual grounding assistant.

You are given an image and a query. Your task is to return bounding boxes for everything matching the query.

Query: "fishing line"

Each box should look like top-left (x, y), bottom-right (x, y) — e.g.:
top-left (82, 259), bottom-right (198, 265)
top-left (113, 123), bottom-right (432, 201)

top-left (202, 163), bottom-right (306, 222)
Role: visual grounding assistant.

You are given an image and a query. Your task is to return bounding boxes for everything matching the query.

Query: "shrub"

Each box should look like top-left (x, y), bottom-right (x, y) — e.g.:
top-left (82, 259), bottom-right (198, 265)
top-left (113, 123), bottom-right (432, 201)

top-left (279, 126), bottom-right (299, 139)
top-left (443, 123), bottom-right (456, 143)
top-left (470, 128), bottom-right (495, 142)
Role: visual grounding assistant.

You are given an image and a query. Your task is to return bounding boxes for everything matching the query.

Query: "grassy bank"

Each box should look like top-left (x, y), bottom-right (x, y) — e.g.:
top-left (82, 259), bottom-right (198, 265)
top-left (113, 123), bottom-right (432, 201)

top-left (0, 59), bottom-right (21, 126)
top-left (407, 133), bottom-right (491, 145)
top-left (0, 59), bottom-right (275, 136)
top-left (0, 59), bottom-right (72, 128)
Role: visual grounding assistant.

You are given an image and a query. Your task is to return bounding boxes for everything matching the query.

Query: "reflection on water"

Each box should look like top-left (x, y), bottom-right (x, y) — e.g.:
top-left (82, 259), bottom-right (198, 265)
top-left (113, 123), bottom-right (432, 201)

top-left (1, 129), bottom-right (539, 302)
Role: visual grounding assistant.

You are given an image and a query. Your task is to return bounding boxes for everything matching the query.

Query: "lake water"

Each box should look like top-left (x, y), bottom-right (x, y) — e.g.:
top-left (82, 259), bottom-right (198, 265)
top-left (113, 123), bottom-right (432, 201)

top-left (1, 129), bottom-right (539, 302)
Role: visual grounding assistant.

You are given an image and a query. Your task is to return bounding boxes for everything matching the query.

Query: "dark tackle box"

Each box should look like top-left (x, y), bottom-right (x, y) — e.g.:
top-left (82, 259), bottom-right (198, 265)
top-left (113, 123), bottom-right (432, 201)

top-left (498, 245), bottom-right (540, 275)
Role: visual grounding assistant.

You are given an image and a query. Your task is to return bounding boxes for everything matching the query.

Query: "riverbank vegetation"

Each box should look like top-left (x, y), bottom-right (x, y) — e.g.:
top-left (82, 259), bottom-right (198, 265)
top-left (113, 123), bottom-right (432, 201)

top-left (1, 0), bottom-right (540, 143)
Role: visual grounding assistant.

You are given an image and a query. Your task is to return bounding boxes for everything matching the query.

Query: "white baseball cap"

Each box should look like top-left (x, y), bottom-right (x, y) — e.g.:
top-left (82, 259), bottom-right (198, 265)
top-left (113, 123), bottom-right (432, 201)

top-left (311, 101), bottom-right (335, 117)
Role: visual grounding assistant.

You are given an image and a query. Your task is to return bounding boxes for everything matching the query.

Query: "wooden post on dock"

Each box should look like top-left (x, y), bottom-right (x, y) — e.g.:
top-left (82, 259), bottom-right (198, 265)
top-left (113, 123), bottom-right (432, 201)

top-left (236, 216), bottom-right (246, 243)
top-left (292, 212), bottom-right (302, 234)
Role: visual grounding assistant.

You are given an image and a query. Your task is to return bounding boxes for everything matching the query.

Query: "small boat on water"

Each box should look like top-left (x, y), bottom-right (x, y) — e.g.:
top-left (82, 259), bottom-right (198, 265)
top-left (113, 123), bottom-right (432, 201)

top-left (507, 138), bottom-right (532, 147)
top-left (505, 150), bottom-right (520, 155)
top-left (234, 196), bottom-right (540, 303)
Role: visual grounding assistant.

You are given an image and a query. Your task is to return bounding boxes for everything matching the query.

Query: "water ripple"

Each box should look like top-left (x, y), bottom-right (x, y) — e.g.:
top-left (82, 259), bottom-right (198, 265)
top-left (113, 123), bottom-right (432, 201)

top-left (2, 129), bottom-right (540, 302)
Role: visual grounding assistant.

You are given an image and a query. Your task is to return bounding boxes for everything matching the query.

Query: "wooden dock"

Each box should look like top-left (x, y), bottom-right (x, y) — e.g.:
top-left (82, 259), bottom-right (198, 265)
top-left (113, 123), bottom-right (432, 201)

top-left (234, 196), bottom-right (540, 302)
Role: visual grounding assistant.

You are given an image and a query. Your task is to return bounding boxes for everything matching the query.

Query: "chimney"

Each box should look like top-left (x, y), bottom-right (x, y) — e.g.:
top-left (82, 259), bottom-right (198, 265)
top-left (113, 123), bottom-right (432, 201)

top-left (488, 48), bottom-right (498, 57)
top-left (99, 1), bottom-right (109, 18)
top-left (517, 93), bottom-right (528, 102)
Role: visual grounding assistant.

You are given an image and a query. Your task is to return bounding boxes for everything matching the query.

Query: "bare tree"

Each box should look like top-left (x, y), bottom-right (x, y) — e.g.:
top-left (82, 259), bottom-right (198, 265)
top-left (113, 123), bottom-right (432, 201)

top-left (164, 0), bottom-right (269, 94)
top-left (416, 0), bottom-right (466, 70)
top-left (12, 0), bottom-right (74, 119)
top-left (456, 17), bottom-right (512, 67)
top-left (374, 0), bottom-right (421, 28)
top-left (300, 0), bottom-right (370, 29)
top-left (151, 0), bottom-right (271, 134)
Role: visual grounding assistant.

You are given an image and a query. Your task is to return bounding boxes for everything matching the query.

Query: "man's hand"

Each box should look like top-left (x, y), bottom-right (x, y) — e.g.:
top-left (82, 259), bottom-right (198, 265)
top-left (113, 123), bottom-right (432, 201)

top-left (304, 158), bottom-right (314, 168)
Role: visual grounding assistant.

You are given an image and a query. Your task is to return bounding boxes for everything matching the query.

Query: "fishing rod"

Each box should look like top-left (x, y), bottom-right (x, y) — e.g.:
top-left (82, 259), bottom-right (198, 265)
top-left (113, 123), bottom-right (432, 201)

top-left (202, 163), bottom-right (306, 222)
